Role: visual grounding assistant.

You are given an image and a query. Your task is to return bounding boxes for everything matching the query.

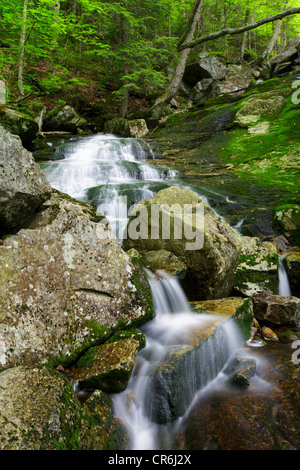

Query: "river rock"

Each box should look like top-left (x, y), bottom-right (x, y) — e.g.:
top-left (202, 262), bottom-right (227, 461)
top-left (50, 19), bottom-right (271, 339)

top-left (284, 252), bottom-right (300, 297)
top-left (0, 365), bottom-right (127, 450)
top-left (71, 337), bottom-right (142, 393)
top-left (223, 352), bottom-right (257, 386)
top-left (0, 126), bottom-right (52, 236)
top-left (43, 105), bottom-right (89, 134)
top-left (232, 236), bottom-right (279, 297)
top-left (273, 204), bottom-right (300, 247)
top-left (252, 293), bottom-right (300, 327)
top-left (104, 118), bottom-right (149, 138)
top-left (0, 190), bottom-right (154, 370)
top-left (123, 186), bottom-right (242, 300)
top-left (0, 105), bottom-right (39, 150)
top-left (261, 325), bottom-right (279, 342)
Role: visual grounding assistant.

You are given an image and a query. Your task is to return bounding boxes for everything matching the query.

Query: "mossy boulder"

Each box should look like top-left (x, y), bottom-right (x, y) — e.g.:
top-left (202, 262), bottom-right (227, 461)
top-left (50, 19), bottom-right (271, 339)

top-left (252, 293), bottom-right (300, 327)
top-left (273, 204), bottom-right (300, 247)
top-left (234, 89), bottom-right (288, 129)
top-left (232, 236), bottom-right (279, 297)
top-left (0, 190), bottom-right (154, 370)
top-left (0, 365), bottom-right (127, 450)
top-left (72, 337), bottom-right (142, 393)
top-left (123, 186), bottom-right (242, 300)
top-left (0, 105), bottom-right (39, 150)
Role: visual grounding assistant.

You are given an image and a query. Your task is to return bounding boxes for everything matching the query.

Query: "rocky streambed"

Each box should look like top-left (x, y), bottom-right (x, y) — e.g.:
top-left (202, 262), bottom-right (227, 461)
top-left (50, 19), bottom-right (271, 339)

top-left (0, 70), bottom-right (299, 450)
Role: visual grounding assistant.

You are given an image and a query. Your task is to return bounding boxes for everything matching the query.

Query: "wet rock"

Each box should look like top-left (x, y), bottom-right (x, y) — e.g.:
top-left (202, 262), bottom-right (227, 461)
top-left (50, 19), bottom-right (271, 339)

top-left (284, 251), bottom-right (300, 297)
top-left (0, 126), bottom-right (52, 236)
top-left (72, 338), bottom-right (141, 393)
top-left (0, 105), bottom-right (39, 150)
top-left (232, 236), bottom-right (279, 297)
top-left (223, 352), bottom-right (257, 386)
top-left (104, 118), bottom-right (149, 138)
top-left (0, 365), bottom-right (127, 450)
top-left (123, 186), bottom-right (242, 301)
top-left (43, 105), bottom-right (89, 134)
top-left (261, 326), bottom-right (279, 342)
top-left (0, 190), bottom-right (154, 370)
top-left (252, 293), bottom-right (300, 327)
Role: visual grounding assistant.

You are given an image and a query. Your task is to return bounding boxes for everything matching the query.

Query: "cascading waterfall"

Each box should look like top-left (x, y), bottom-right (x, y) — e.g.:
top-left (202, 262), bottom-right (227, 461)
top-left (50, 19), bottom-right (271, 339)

top-left (112, 270), bottom-right (244, 450)
top-left (40, 133), bottom-right (177, 239)
top-left (278, 253), bottom-right (292, 296)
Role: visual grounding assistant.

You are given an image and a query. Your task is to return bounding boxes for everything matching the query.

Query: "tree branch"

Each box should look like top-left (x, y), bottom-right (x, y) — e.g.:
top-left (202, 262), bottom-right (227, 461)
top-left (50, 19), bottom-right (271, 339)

top-left (178, 7), bottom-right (300, 51)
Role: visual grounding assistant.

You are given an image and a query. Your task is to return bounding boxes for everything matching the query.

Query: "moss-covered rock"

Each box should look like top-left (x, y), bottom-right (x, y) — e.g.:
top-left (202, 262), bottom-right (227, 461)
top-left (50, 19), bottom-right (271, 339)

top-left (142, 249), bottom-right (187, 279)
top-left (0, 365), bottom-right (127, 450)
top-left (104, 118), bottom-right (149, 138)
top-left (43, 105), bottom-right (89, 134)
top-left (72, 338), bottom-right (141, 393)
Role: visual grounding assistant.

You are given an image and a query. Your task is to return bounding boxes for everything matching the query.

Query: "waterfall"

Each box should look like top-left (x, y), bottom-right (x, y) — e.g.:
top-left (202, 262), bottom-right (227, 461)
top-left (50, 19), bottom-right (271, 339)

top-left (112, 270), bottom-right (244, 450)
top-left (39, 133), bottom-right (177, 240)
top-left (278, 253), bottom-right (292, 296)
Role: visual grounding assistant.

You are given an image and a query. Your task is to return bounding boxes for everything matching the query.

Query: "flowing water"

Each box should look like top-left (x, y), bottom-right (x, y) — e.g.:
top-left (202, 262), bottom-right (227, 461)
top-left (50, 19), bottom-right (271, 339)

top-left (278, 253), bottom-right (292, 296)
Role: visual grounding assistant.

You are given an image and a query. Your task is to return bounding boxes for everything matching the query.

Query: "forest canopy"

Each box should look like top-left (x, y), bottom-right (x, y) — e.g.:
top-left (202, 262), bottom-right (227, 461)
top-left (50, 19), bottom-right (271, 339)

top-left (0, 0), bottom-right (299, 116)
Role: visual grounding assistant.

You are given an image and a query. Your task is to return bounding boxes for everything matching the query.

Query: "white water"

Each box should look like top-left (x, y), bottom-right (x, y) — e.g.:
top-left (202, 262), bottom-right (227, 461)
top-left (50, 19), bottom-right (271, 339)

top-left (40, 133), bottom-right (177, 239)
top-left (278, 253), bottom-right (292, 296)
top-left (112, 270), bottom-right (244, 450)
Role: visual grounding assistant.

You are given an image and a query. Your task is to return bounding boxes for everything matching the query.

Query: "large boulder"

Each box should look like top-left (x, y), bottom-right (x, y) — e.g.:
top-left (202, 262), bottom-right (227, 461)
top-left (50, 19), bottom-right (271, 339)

top-left (0, 126), bottom-right (52, 236)
top-left (0, 190), bottom-right (154, 370)
top-left (252, 293), bottom-right (300, 327)
top-left (123, 186), bottom-right (242, 300)
top-left (212, 65), bottom-right (252, 96)
top-left (0, 365), bottom-right (127, 450)
top-left (269, 37), bottom-right (300, 76)
top-left (0, 105), bottom-right (39, 150)
top-left (43, 105), bottom-right (89, 134)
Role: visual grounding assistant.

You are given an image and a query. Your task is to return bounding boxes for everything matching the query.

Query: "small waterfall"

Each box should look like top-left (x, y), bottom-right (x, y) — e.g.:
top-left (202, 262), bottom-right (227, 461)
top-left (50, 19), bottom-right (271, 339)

top-left (40, 134), bottom-right (177, 240)
top-left (278, 253), bottom-right (292, 296)
top-left (112, 270), bottom-right (244, 450)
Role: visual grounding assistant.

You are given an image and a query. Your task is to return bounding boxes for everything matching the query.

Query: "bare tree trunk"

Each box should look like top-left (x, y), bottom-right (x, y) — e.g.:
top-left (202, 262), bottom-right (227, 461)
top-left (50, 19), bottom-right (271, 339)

top-left (256, 20), bottom-right (282, 66)
top-left (153, 0), bottom-right (205, 107)
top-left (18, 0), bottom-right (28, 97)
top-left (240, 9), bottom-right (250, 60)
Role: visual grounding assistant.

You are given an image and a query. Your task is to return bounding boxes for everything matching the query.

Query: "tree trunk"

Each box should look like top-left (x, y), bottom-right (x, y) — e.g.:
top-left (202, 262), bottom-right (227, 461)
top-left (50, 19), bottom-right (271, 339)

top-left (240, 9), bottom-right (250, 60)
top-left (256, 20), bottom-right (282, 66)
top-left (18, 0), bottom-right (28, 97)
top-left (153, 0), bottom-right (205, 107)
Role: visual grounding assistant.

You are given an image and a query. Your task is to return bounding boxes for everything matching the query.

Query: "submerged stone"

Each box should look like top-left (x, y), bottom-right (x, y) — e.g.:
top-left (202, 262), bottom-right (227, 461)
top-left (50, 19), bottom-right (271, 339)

top-left (223, 352), bottom-right (257, 386)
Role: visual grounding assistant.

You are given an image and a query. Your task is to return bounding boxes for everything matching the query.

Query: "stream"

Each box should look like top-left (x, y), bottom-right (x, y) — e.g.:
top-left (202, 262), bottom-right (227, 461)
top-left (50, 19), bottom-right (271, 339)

top-left (36, 132), bottom-right (296, 450)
